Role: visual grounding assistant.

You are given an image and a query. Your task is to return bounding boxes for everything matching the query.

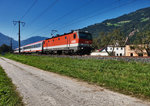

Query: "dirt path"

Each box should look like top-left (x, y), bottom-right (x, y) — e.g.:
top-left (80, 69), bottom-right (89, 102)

top-left (0, 57), bottom-right (149, 106)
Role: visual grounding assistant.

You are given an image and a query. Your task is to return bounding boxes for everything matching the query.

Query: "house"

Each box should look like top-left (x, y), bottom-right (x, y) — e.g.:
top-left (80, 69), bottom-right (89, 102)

top-left (90, 49), bottom-right (108, 56)
top-left (105, 46), bottom-right (125, 56)
top-left (91, 46), bottom-right (125, 56)
top-left (125, 45), bottom-right (148, 57)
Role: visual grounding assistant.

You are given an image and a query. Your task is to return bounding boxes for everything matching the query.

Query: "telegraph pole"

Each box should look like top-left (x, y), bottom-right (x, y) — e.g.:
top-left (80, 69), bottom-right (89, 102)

top-left (13, 20), bottom-right (25, 54)
top-left (18, 21), bottom-right (21, 54)
top-left (10, 38), bottom-right (12, 52)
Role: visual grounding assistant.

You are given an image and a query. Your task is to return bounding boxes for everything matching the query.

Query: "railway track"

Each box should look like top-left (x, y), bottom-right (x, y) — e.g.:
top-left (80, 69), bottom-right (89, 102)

top-left (17, 53), bottom-right (150, 63)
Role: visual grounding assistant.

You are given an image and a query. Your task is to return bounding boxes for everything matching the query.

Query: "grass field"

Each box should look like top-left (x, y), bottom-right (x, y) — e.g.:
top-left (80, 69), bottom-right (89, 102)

top-left (0, 65), bottom-right (23, 106)
top-left (3, 54), bottom-right (150, 100)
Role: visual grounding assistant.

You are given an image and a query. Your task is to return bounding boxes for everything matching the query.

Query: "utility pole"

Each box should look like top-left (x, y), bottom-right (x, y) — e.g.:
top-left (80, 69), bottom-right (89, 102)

top-left (13, 20), bottom-right (25, 54)
top-left (10, 38), bottom-right (12, 52)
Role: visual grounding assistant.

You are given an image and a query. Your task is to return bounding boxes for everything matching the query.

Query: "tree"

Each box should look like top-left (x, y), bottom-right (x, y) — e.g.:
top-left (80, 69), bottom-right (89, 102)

top-left (0, 44), bottom-right (12, 53)
top-left (92, 32), bottom-right (105, 49)
top-left (132, 30), bottom-right (150, 56)
top-left (99, 29), bottom-right (125, 56)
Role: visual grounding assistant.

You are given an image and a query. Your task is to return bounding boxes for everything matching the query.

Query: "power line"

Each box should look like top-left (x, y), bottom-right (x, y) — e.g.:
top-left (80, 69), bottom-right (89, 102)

top-left (56, 0), bottom-right (138, 32)
top-left (35, 0), bottom-right (136, 37)
top-left (26, 0), bottom-right (59, 28)
top-left (26, 0), bottom-right (138, 38)
top-left (30, 0), bottom-right (122, 36)
top-left (20, 0), bottom-right (38, 20)
top-left (26, 0), bottom-right (93, 37)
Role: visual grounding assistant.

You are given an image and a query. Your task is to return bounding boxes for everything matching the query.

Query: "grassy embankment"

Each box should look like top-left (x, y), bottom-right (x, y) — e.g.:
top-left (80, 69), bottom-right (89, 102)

top-left (4, 54), bottom-right (150, 100)
top-left (0, 66), bottom-right (23, 106)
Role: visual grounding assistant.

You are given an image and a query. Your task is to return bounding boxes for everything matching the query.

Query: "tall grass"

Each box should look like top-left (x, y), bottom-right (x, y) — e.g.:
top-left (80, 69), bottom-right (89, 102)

top-left (4, 54), bottom-right (150, 100)
top-left (0, 66), bottom-right (23, 106)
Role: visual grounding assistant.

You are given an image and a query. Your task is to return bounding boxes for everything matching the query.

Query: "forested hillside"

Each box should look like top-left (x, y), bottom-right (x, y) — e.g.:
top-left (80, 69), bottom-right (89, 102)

top-left (80, 7), bottom-right (150, 38)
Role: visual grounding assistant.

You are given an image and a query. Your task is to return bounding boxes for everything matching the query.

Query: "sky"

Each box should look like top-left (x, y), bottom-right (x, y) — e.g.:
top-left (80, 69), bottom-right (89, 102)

top-left (0, 0), bottom-right (150, 40)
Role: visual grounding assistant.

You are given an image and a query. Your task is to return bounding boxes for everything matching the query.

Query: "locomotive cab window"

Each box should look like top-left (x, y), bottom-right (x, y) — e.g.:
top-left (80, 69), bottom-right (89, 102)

top-left (79, 32), bottom-right (92, 40)
top-left (73, 34), bottom-right (76, 39)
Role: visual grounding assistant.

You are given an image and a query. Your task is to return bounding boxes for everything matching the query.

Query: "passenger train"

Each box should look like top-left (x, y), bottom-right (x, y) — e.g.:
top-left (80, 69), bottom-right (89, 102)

top-left (14, 31), bottom-right (93, 55)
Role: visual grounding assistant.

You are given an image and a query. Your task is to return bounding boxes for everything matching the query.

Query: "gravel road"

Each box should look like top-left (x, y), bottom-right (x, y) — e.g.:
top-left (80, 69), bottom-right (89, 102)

top-left (0, 57), bottom-right (150, 106)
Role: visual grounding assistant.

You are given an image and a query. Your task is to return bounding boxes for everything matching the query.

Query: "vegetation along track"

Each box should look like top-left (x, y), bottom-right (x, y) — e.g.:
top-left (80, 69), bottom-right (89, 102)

top-left (21, 53), bottom-right (150, 63)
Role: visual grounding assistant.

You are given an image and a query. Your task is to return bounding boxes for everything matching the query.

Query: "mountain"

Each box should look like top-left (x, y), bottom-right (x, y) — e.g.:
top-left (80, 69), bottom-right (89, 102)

top-left (21, 36), bottom-right (48, 46)
top-left (0, 33), bottom-right (18, 49)
top-left (0, 33), bottom-right (48, 49)
top-left (80, 7), bottom-right (150, 38)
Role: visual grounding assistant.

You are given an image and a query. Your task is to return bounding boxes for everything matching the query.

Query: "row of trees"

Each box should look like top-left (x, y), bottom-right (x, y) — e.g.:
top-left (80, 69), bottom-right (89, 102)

top-left (0, 44), bottom-right (12, 54)
top-left (92, 29), bottom-right (150, 56)
top-left (133, 30), bottom-right (150, 56)
top-left (92, 29), bottom-right (126, 56)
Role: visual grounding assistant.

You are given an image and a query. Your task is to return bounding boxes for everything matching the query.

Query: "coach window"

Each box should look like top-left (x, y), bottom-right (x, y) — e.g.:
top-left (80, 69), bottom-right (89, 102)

top-left (58, 38), bottom-right (60, 40)
top-left (53, 40), bottom-right (54, 42)
top-left (65, 36), bottom-right (67, 39)
top-left (73, 34), bottom-right (76, 39)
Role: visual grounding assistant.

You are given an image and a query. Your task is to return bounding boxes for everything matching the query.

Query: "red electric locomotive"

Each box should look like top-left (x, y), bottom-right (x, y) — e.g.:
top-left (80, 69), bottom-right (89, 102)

top-left (43, 30), bottom-right (92, 55)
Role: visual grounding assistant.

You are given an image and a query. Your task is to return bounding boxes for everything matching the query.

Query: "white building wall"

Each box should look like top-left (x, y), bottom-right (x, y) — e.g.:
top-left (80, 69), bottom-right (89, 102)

top-left (91, 46), bottom-right (125, 56)
top-left (107, 46), bottom-right (125, 56)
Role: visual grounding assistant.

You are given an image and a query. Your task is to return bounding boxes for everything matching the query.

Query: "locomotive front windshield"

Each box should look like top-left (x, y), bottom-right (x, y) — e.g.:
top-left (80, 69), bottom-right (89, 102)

top-left (79, 33), bottom-right (92, 40)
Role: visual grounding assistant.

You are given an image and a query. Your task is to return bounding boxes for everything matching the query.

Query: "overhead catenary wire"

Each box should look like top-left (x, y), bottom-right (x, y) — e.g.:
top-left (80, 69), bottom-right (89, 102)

top-left (26, 0), bottom-right (93, 37)
top-left (26, 0), bottom-right (59, 28)
top-left (20, 0), bottom-right (38, 20)
top-left (55, 0), bottom-right (138, 32)
top-left (31, 0), bottom-right (126, 37)
top-left (27, 0), bottom-right (138, 38)
top-left (41, 0), bottom-right (138, 37)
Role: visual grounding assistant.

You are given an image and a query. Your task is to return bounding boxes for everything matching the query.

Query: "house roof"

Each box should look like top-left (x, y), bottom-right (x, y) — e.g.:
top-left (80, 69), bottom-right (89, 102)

top-left (107, 45), bottom-right (125, 47)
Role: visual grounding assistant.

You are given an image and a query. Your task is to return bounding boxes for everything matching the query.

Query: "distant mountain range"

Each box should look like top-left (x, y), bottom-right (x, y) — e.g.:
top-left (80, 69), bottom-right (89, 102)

top-left (80, 7), bottom-right (150, 37)
top-left (21, 36), bottom-right (48, 46)
top-left (0, 33), bottom-right (48, 49)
